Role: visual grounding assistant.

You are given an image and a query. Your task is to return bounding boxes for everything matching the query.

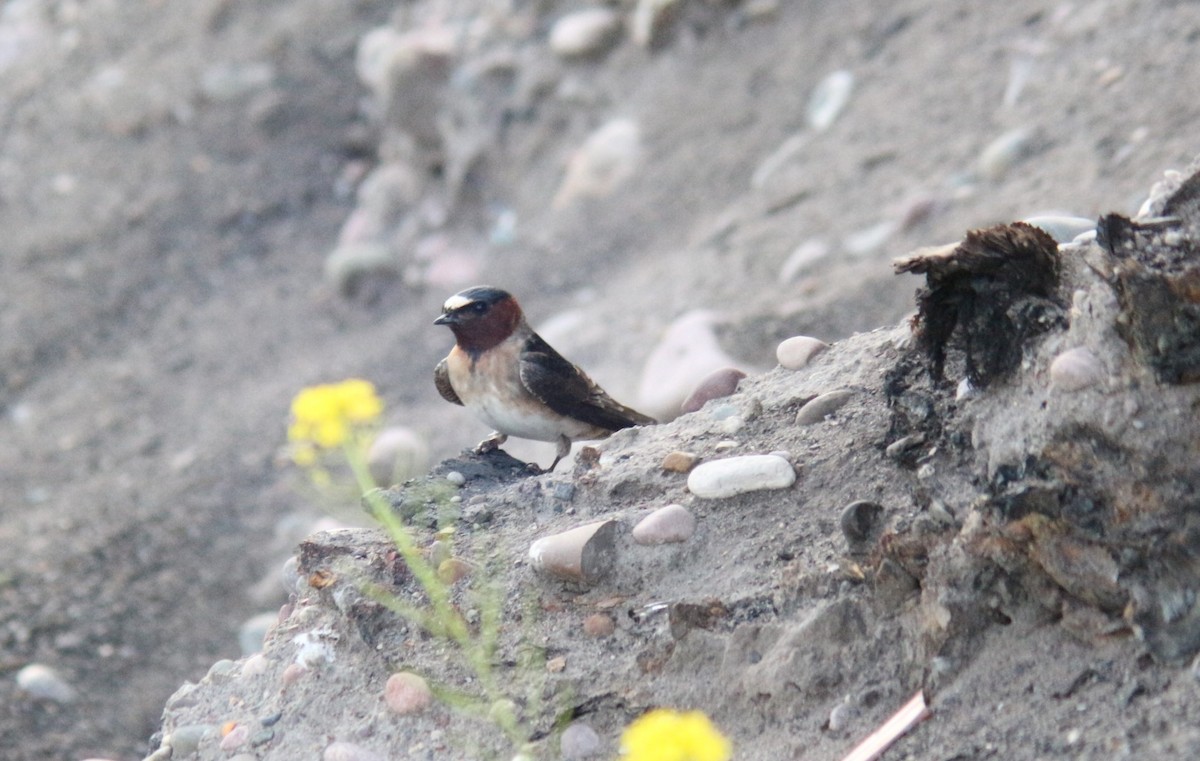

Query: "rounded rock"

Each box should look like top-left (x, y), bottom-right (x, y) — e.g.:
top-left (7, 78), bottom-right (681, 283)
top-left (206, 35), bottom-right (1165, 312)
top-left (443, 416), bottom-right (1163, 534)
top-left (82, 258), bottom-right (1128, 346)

top-left (637, 310), bottom-right (743, 421)
top-left (324, 741), bottom-right (387, 761)
top-left (238, 611), bottom-right (278, 656)
top-left (366, 427), bottom-right (430, 487)
top-left (1050, 347), bottom-right (1104, 392)
top-left (549, 8), bottom-right (622, 58)
top-left (16, 663), bottom-right (76, 703)
top-left (661, 451), bottom-right (698, 473)
top-left (324, 243), bottom-right (396, 296)
top-left (553, 118), bottom-right (641, 209)
top-left (978, 127), bottom-right (1033, 181)
top-left (795, 389), bottom-right (853, 425)
top-left (437, 557), bottom-right (472, 584)
top-left (561, 721), bottom-right (602, 758)
top-left (582, 613), bottom-right (615, 638)
top-left (680, 367), bottom-right (746, 414)
top-left (385, 672), bottom-right (432, 715)
top-left (219, 724), bottom-right (250, 752)
top-left (687, 455), bottom-right (795, 499)
top-left (776, 336), bottom-right (829, 371)
top-left (1022, 215), bottom-right (1096, 244)
top-left (168, 724), bottom-right (215, 756)
top-left (632, 504), bottom-right (696, 545)
top-left (807, 69), bottom-right (854, 132)
top-left (840, 501), bottom-right (883, 545)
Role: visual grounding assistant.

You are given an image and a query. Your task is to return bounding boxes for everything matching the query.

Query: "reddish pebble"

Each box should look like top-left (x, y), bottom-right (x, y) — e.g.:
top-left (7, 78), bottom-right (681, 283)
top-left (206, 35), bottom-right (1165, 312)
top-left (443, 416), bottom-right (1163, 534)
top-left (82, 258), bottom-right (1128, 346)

top-left (632, 504), bottom-right (696, 545)
top-left (281, 663), bottom-right (307, 688)
top-left (385, 671), bottom-right (432, 715)
top-left (680, 367), bottom-right (746, 414)
top-left (583, 613), bottom-right (615, 638)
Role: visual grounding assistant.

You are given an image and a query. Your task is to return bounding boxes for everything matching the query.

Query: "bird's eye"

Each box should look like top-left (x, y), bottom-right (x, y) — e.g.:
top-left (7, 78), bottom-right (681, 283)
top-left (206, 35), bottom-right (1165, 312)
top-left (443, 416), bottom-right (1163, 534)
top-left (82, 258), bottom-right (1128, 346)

top-left (470, 302), bottom-right (488, 313)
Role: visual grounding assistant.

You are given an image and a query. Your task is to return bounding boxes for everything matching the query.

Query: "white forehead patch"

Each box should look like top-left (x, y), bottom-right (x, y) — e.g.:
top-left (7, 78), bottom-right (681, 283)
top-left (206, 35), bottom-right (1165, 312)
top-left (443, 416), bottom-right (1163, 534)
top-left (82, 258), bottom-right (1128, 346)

top-left (443, 294), bottom-right (474, 311)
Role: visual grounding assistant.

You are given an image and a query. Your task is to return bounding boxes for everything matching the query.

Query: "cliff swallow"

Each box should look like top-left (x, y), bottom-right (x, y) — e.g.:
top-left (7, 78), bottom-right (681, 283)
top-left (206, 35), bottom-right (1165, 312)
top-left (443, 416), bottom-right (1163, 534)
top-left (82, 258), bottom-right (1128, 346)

top-left (434, 286), bottom-right (655, 471)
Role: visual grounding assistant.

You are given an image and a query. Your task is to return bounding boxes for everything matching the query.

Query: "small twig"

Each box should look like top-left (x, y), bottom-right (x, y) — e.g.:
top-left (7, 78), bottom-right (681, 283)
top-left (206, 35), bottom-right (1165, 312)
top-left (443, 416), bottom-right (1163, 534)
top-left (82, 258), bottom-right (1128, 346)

top-left (840, 690), bottom-right (931, 761)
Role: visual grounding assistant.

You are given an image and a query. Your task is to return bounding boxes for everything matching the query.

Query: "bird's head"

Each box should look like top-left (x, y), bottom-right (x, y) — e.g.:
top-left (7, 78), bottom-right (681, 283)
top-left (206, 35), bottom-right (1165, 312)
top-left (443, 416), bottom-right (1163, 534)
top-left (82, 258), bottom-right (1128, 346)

top-left (434, 286), bottom-right (524, 352)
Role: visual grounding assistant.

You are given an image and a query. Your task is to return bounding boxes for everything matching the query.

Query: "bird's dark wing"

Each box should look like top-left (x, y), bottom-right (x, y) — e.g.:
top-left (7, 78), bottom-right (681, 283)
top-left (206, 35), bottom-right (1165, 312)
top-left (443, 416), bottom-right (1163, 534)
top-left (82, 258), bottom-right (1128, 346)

top-left (519, 333), bottom-right (656, 432)
top-left (434, 358), bottom-right (463, 406)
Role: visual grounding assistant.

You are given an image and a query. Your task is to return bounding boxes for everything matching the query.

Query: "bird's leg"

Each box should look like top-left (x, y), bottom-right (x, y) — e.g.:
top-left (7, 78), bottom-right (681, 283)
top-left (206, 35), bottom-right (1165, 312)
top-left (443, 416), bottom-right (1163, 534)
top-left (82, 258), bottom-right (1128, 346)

top-left (474, 432), bottom-right (508, 455)
top-left (545, 434), bottom-right (572, 473)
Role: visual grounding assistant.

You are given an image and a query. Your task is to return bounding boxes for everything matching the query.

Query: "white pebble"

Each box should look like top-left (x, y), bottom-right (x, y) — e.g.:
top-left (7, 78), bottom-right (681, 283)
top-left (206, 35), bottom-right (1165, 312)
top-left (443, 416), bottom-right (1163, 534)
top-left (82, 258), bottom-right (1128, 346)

top-left (807, 70), bottom-right (854, 131)
top-left (631, 0), bottom-right (681, 47)
top-left (561, 721), bottom-right (602, 758)
top-left (366, 427), bottom-right (429, 486)
top-left (324, 741), bottom-right (387, 761)
top-left (549, 9), bottom-right (622, 58)
top-left (632, 504), bottom-right (696, 545)
top-left (687, 455), bottom-right (795, 499)
top-left (553, 118), bottom-right (641, 209)
top-left (777, 336), bottom-right (829, 370)
top-left (978, 127), bottom-right (1033, 181)
top-left (1050, 347), bottom-right (1104, 392)
top-left (16, 663), bottom-right (76, 703)
top-left (778, 238), bottom-right (830, 282)
top-left (445, 470), bottom-right (466, 486)
top-left (1022, 215), bottom-right (1095, 244)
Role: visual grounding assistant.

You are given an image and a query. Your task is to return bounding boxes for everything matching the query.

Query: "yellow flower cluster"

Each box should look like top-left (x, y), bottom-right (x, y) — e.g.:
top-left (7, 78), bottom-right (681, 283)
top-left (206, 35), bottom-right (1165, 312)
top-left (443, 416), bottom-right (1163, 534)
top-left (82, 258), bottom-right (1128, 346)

top-left (288, 379), bottom-right (383, 462)
top-left (620, 709), bottom-right (732, 761)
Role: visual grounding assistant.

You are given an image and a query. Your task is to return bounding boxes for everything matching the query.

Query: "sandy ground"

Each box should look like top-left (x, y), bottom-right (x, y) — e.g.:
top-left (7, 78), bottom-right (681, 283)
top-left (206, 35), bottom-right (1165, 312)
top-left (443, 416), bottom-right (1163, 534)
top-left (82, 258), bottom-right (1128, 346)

top-left (2, 0), bottom-right (1200, 758)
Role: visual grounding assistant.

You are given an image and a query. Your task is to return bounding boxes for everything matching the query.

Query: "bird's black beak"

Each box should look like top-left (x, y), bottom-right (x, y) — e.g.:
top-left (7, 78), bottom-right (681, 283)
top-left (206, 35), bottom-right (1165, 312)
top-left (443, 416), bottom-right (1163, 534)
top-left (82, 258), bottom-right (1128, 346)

top-left (433, 312), bottom-right (456, 326)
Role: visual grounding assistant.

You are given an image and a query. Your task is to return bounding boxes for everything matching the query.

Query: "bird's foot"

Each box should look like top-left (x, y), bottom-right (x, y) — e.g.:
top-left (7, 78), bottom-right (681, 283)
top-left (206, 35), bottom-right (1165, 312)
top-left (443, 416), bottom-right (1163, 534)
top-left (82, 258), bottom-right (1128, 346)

top-left (474, 432), bottom-right (508, 455)
top-left (543, 434), bottom-right (572, 473)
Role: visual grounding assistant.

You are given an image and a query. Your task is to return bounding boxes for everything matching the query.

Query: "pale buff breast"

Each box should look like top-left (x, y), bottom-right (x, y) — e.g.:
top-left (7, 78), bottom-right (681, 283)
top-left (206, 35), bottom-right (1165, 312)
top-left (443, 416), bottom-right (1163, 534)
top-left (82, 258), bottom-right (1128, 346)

top-left (446, 344), bottom-right (609, 442)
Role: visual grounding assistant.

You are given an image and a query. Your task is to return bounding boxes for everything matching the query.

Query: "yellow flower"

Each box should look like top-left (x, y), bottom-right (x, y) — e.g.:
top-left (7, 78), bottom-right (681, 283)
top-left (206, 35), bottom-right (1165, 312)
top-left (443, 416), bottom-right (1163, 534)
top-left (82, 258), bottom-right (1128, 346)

top-left (620, 709), bottom-right (732, 761)
top-left (287, 379), bottom-right (383, 453)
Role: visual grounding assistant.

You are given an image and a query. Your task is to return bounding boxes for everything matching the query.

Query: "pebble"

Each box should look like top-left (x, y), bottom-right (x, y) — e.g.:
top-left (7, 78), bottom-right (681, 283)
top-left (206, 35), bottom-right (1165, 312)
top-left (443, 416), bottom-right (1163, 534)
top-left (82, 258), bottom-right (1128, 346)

top-left (751, 132), bottom-right (808, 189)
top-left (385, 671), bottom-right (432, 715)
top-left (239, 611), bottom-right (278, 656)
top-left (1023, 215), bottom-right (1096, 244)
top-left (553, 118), bottom-right (642, 209)
top-left (776, 336), bottom-right (829, 370)
top-left (661, 451), bottom-right (698, 473)
top-left (366, 427), bottom-right (430, 487)
top-left (281, 662), bottom-right (307, 688)
top-left (807, 70), bottom-right (854, 131)
top-left (324, 741), bottom-right (387, 761)
top-left (687, 455), bottom-right (795, 499)
top-left (955, 377), bottom-right (977, 401)
top-left (219, 724), bottom-right (250, 752)
top-left (795, 389), bottom-right (854, 425)
top-left (199, 61), bottom-right (274, 101)
top-left (324, 243), bottom-right (396, 296)
top-left (840, 501), bottom-right (883, 544)
top-left (631, 0), bottom-right (681, 47)
top-left (561, 721), bottom-right (603, 758)
top-left (16, 663), bottom-right (76, 703)
top-left (528, 520), bottom-right (618, 584)
top-left (546, 656), bottom-right (567, 673)
top-left (978, 127), bottom-right (1033, 181)
top-left (638, 310), bottom-right (744, 421)
top-left (842, 219), bottom-right (898, 255)
top-left (680, 367), bottom-right (746, 414)
top-left (281, 555), bottom-right (304, 595)
top-left (1050, 347), bottom-right (1104, 391)
top-left (167, 724), bottom-right (213, 756)
top-left (445, 470), bottom-right (466, 486)
top-left (549, 8), bottom-right (622, 58)
top-left (632, 504), bottom-right (696, 545)
top-left (437, 557), bottom-right (472, 584)
top-left (583, 613), bottom-right (615, 638)
top-left (778, 238), bottom-right (831, 282)
top-left (828, 700), bottom-right (858, 732)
